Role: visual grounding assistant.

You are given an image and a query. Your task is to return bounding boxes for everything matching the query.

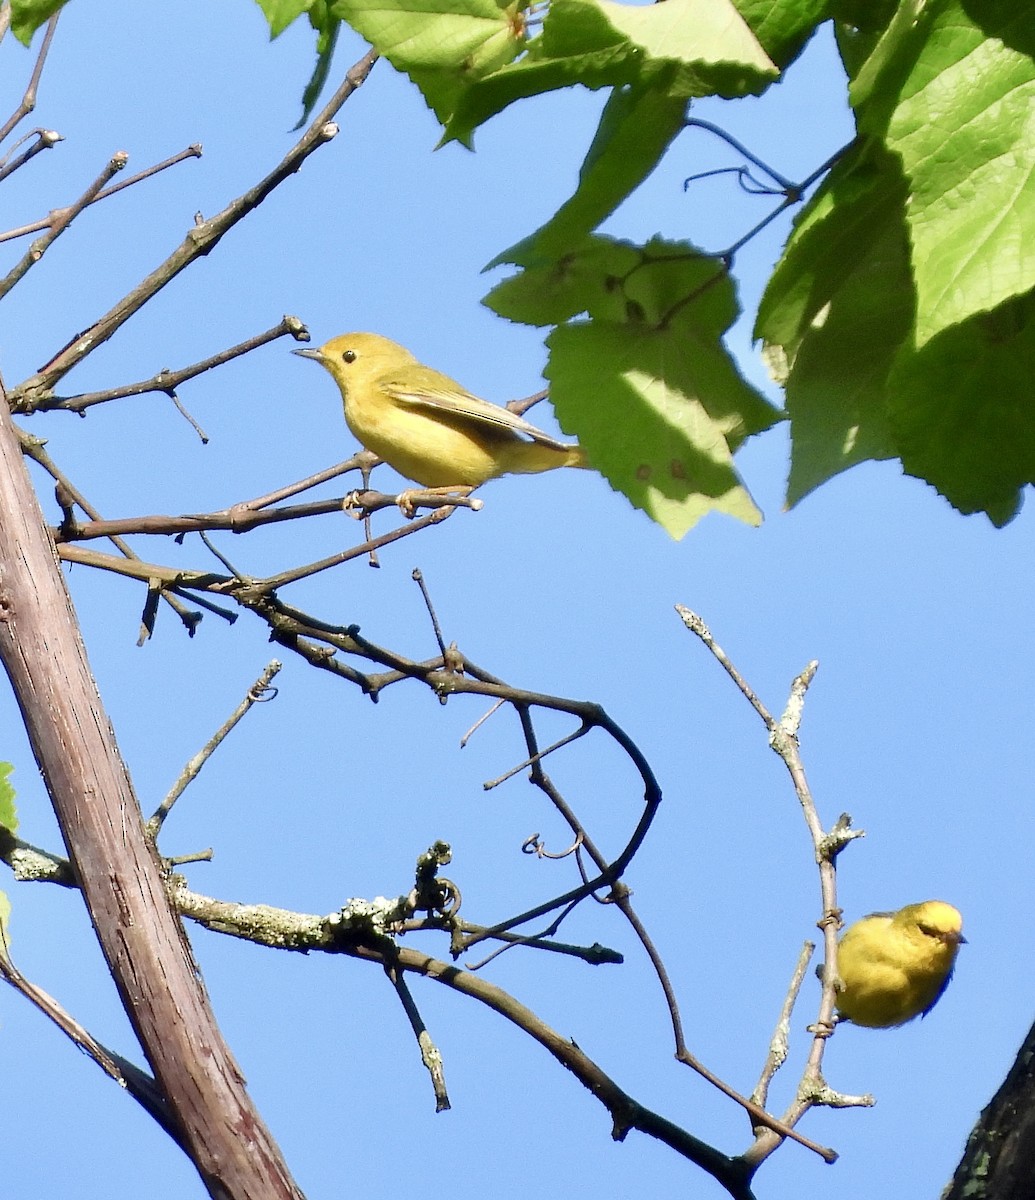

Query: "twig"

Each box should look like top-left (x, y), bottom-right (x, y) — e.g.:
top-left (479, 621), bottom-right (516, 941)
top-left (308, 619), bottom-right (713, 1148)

top-left (675, 605), bottom-right (863, 1170)
top-left (0, 150), bottom-right (128, 300)
top-left (0, 925), bottom-right (182, 1143)
top-left (0, 144), bottom-right (202, 244)
top-left (0, 11), bottom-right (58, 145)
top-left (459, 699), bottom-right (505, 747)
top-left (412, 568), bottom-right (449, 658)
top-left (482, 722), bottom-right (588, 788)
top-left (19, 432), bottom-right (205, 633)
top-left (0, 126), bottom-right (63, 183)
top-left (505, 387), bottom-right (548, 418)
top-left (14, 50), bottom-right (378, 401)
top-left (14, 316), bottom-right (308, 414)
top-left (148, 661), bottom-right (282, 837)
top-left (752, 942), bottom-right (815, 1109)
top-left (384, 955), bottom-right (451, 1112)
top-left (685, 118), bottom-right (797, 192)
top-left (165, 878), bottom-right (761, 1199)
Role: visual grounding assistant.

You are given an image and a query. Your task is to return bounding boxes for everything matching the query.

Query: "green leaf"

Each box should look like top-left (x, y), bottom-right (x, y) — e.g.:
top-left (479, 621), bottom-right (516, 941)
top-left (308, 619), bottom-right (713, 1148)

top-left (332, 0), bottom-right (524, 123)
top-left (533, 242), bottom-right (778, 538)
top-left (547, 321), bottom-right (768, 538)
top-left (484, 235), bottom-right (643, 325)
top-left (258, 0), bottom-right (315, 37)
top-left (884, 1), bottom-right (1035, 345)
top-left (594, 0), bottom-right (776, 89)
top-left (888, 290), bottom-right (1035, 525)
top-left (846, 0), bottom-right (927, 117)
top-left (9, 0), bottom-right (66, 44)
top-left (444, 0), bottom-right (641, 145)
top-left (0, 763), bottom-right (16, 836)
top-left (294, 10), bottom-right (341, 128)
top-left (447, 0), bottom-right (776, 145)
top-left (733, 0), bottom-right (830, 69)
top-left (757, 144), bottom-right (913, 504)
top-left (491, 81), bottom-right (689, 266)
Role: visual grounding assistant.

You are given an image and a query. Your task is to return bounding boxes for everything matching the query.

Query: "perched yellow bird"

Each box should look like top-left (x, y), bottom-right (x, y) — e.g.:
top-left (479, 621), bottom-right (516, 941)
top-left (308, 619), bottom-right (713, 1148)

top-left (828, 900), bottom-right (965, 1028)
top-left (294, 333), bottom-right (586, 507)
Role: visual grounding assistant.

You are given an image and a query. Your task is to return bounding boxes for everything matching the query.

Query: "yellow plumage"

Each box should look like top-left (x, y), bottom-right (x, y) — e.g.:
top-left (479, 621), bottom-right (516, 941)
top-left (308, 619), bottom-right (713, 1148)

top-left (830, 900), bottom-right (965, 1028)
top-left (294, 332), bottom-right (585, 491)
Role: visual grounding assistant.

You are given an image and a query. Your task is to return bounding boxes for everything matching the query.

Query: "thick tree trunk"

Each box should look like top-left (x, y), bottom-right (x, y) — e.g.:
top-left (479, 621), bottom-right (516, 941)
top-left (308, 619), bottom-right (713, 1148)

top-left (0, 392), bottom-right (304, 1200)
top-left (943, 1021), bottom-right (1035, 1200)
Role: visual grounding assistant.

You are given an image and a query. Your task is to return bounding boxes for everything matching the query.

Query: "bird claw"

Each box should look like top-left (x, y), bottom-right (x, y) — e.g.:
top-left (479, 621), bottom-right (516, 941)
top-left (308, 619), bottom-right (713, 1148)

top-left (395, 486), bottom-right (481, 518)
top-left (342, 490), bottom-right (366, 519)
top-left (396, 490), bottom-right (422, 519)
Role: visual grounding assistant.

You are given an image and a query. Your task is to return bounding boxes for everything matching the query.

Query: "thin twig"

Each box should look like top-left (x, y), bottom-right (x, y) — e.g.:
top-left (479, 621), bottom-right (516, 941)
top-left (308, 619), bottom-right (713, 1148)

top-left (0, 150), bottom-right (128, 300)
top-left (752, 941), bottom-right (815, 1109)
top-left (0, 144), bottom-right (202, 244)
top-left (14, 316), bottom-right (308, 414)
top-left (14, 51), bottom-right (378, 401)
top-left (482, 723), bottom-right (589, 789)
top-left (384, 956), bottom-right (451, 1112)
top-left (19, 432), bottom-right (205, 633)
top-left (676, 605), bottom-right (863, 1171)
top-left (412, 568), bottom-right (449, 658)
top-left (685, 118), bottom-right (796, 192)
top-left (148, 661), bottom-right (282, 836)
top-left (0, 11), bottom-right (59, 145)
top-left (0, 127), bottom-right (63, 183)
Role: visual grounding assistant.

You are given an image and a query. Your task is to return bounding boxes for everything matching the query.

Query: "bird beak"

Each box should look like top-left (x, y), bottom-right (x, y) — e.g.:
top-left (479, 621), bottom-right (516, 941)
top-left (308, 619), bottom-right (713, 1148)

top-left (292, 347), bottom-right (325, 362)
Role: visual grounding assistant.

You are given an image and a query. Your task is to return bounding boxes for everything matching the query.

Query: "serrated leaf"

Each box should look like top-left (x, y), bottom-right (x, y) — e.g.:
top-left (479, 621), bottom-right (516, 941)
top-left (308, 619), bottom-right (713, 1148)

top-left (258, 0), bottom-right (314, 37)
top-left (733, 0), bottom-right (829, 69)
top-left (484, 236), bottom-right (643, 325)
top-left (757, 144), bottom-right (913, 504)
top-left (332, 0), bottom-right (523, 122)
top-left (594, 0), bottom-right (776, 90)
top-left (542, 252), bottom-right (778, 539)
top-left (444, 7), bottom-right (638, 146)
top-left (548, 322), bottom-right (766, 537)
top-left (884, 1), bottom-right (1035, 345)
top-left (450, 0), bottom-right (777, 143)
top-left (9, 0), bottom-right (66, 44)
top-left (888, 290), bottom-right (1035, 525)
top-left (0, 763), bottom-right (16, 835)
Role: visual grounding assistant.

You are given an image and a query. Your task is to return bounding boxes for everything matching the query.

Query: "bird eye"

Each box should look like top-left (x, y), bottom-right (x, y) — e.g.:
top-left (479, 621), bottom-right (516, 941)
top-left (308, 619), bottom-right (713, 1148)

top-left (342, 349), bottom-right (357, 364)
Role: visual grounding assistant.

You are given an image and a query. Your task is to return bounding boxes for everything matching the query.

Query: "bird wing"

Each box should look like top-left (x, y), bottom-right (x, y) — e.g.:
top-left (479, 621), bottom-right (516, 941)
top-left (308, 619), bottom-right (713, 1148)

top-left (384, 369), bottom-right (571, 451)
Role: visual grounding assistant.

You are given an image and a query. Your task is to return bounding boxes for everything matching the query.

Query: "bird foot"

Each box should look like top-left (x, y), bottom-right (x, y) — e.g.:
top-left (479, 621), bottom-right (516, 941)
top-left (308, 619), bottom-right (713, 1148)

top-left (396, 486), bottom-right (482, 518)
top-left (342, 490), bottom-right (366, 519)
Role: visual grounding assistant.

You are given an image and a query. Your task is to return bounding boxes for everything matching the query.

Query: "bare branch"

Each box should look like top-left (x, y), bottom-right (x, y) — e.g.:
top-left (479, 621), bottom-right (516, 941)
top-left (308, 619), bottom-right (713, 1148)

top-left (0, 150), bottom-right (128, 300)
top-left (14, 315), bottom-right (308, 415)
top-left (14, 51), bottom-right (378, 401)
top-left (0, 144), bottom-right (202, 243)
top-left (0, 11), bottom-right (59, 145)
top-left (148, 661), bottom-right (283, 837)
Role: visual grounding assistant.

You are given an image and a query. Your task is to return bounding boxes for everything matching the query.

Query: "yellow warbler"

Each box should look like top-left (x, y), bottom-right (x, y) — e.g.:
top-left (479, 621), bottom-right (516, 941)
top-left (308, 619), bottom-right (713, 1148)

top-left (828, 900), bottom-right (965, 1028)
top-left (294, 333), bottom-right (586, 503)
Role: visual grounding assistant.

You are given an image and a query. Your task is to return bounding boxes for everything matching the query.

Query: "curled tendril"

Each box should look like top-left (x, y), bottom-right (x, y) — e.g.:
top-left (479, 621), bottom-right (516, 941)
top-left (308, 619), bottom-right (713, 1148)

top-left (683, 164), bottom-right (783, 197)
top-left (521, 832), bottom-right (584, 861)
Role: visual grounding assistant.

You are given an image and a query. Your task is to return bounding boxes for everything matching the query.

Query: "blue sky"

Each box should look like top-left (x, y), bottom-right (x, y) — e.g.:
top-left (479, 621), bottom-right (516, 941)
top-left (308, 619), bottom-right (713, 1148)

top-left (1, 4), bottom-right (1031, 1199)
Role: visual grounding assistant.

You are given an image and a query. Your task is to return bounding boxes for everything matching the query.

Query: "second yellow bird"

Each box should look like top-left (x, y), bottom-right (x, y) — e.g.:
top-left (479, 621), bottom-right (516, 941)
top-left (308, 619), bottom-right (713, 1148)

top-left (295, 333), bottom-right (585, 497)
top-left (828, 900), bottom-right (965, 1028)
